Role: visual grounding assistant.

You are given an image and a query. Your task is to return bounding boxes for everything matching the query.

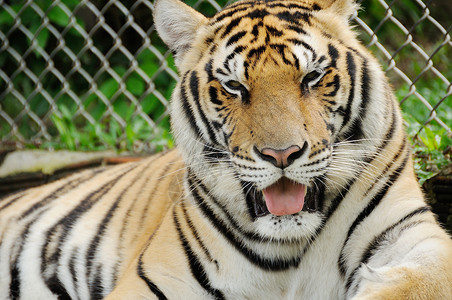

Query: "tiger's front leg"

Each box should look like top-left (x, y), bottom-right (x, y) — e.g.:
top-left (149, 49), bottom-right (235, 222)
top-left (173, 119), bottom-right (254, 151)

top-left (105, 204), bottom-right (214, 300)
top-left (106, 263), bottom-right (212, 300)
top-left (105, 274), bottom-right (159, 300)
top-left (106, 271), bottom-right (208, 300)
top-left (349, 237), bottom-right (452, 300)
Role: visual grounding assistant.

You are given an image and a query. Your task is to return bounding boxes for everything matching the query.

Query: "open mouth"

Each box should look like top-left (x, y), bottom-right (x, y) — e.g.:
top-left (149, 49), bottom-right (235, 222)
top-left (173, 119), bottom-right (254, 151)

top-left (245, 177), bottom-right (321, 219)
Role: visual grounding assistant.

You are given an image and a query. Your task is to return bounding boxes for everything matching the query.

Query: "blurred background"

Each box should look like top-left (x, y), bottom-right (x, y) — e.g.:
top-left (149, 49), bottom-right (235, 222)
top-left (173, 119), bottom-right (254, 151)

top-left (0, 0), bottom-right (451, 228)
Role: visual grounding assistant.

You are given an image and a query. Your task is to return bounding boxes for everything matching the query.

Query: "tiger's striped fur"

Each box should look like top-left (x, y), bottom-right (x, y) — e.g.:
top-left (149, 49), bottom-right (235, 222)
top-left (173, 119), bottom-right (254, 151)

top-left (1, 0), bottom-right (452, 299)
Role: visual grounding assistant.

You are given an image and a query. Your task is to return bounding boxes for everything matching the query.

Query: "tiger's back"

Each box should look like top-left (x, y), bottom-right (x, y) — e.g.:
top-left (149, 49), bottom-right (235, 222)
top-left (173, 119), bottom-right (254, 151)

top-left (0, 150), bottom-right (184, 299)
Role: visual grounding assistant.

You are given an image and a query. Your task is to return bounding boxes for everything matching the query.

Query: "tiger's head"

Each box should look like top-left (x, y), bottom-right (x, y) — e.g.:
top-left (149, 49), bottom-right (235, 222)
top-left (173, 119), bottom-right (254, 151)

top-left (154, 0), bottom-right (395, 241)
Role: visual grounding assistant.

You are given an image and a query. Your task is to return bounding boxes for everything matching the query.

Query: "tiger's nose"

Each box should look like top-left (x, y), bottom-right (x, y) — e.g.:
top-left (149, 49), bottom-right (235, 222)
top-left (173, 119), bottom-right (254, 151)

top-left (255, 142), bottom-right (308, 169)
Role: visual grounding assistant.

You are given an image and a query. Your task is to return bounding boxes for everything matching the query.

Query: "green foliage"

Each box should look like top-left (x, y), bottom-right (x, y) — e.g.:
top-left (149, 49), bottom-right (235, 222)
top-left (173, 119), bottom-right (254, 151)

top-left (412, 144), bottom-right (451, 186)
top-left (396, 69), bottom-right (451, 184)
top-left (357, 0), bottom-right (452, 183)
top-left (0, 0), bottom-right (174, 152)
top-left (403, 111), bottom-right (451, 185)
top-left (47, 103), bottom-right (173, 153)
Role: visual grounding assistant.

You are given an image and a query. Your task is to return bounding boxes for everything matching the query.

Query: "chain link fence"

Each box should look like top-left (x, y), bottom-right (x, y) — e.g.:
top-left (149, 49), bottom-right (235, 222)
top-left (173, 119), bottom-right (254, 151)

top-left (0, 0), bottom-right (451, 153)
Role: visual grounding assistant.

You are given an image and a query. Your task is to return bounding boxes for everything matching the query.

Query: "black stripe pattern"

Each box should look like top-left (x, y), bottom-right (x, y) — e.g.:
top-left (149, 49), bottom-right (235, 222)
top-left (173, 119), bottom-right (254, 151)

top-left (0, 154), bottom-right (182, 299)
top-left (1, 0), bottom-right (445, 299)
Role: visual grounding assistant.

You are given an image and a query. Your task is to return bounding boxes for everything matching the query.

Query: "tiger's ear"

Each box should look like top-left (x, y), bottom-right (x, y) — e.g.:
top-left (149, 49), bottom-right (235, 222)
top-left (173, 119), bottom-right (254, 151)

top-left (153, 0), bottom-right (208, 67)
top-left (315, 0), bottom-right (359, 20)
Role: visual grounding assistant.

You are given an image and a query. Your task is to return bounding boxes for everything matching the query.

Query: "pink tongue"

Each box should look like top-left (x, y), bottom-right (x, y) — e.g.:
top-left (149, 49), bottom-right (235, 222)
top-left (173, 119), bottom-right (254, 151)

top-left (263, 178), bottom-right (306, 216)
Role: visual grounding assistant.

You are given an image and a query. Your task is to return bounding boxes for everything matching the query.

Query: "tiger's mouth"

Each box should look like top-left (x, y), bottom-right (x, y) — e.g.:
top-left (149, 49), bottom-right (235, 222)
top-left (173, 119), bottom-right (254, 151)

top-left (246, 177), bottom-right (321, 219)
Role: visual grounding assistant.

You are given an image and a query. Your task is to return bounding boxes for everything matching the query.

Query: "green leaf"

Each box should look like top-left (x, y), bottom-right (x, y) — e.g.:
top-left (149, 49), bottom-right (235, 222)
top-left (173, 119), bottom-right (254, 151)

top-left (113, 100), bottom-right (131, 120)
top-left (439, 134), bottom-right (452, 150)
top-left (125, 123), bottom-right (135, 142)
top-left (419, 127), bottom-right (438, 151)
top-left (61, 0), bottom-right (82, 9)
top-left (140, 61), bottom-right (158, 75)
top-left (51, 113), bottom-right (75, 150)
top-left (100, 78), bottom-right (119, 99)
top-left (59, 104), bottom-right (73, 119)
top-left (37, 28), bottom-right (49, 49)
top-left (126, 76), bottom-right (145, 96)
top-left (48, 5), bottom-right (70, 27)
top-left (0, 9), bottom-right (14, 26)
top-left (108, 119), bottom-right (121, 140)
top-left (113, 66), bottom-right (127, 77)
top-left (141, 95), bottom-right (159, 114)
top-left (25, 21), bottom-right (49, 56)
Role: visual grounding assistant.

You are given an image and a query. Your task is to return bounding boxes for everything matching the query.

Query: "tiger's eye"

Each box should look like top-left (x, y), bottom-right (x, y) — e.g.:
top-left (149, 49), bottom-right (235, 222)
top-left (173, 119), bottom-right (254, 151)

top-left (301, 70), bottom-right (325, 92)
top-left (226, 80), bottom-right (243, 89)
top-left (304, 70), bottom-right (322, 82)
top-left (222, 80), bottom-right (250, 104)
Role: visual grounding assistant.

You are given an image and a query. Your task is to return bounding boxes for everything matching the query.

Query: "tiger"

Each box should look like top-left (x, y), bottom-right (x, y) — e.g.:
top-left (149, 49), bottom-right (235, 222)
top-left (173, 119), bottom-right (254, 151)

top-left (1, 0), bottom-right (451, 299)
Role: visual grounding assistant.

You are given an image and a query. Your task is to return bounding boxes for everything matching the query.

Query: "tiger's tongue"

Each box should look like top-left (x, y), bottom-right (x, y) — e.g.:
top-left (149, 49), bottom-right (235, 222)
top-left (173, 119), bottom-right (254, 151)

top-left (263, 178), bottom-right (306, 216)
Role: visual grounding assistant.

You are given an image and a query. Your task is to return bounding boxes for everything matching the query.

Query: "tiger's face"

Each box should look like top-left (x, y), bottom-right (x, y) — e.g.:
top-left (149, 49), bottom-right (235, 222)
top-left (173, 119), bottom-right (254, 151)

top-left (199, 9), bottom-right (337, 217)
top-left (157, 0), bottom-right (378, 241)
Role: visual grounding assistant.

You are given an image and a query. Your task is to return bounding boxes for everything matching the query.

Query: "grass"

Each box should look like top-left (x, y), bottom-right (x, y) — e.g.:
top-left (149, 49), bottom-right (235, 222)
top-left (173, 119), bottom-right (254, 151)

top-left (394, 75), bottom-right (452, 184)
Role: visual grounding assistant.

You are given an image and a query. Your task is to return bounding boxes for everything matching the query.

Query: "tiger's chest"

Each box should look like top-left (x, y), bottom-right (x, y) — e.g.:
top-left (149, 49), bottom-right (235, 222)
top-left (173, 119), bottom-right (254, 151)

top-left (218, 264), bottom-right (344, 300)
top-left (171, 214), bottom-right (349, 300)
top-left (195, 249), bottom-right (345, 300)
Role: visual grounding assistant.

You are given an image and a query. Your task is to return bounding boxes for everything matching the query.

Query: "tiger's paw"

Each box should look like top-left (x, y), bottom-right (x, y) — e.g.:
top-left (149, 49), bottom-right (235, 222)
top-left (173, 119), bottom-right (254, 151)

top-left (350, 264), bottom-right (452, 300)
